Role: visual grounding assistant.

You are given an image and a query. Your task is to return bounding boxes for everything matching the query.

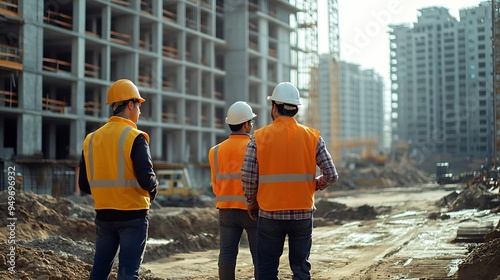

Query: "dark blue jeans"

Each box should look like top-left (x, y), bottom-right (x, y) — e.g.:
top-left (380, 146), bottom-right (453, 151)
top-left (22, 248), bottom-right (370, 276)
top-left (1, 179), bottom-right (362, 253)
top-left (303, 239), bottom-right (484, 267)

top-left (218, 209), bottom-right (258, 276)
top-left (257, 217), bottom-right (312, 280)
top-left (90, 217), bottom-right (148, 280)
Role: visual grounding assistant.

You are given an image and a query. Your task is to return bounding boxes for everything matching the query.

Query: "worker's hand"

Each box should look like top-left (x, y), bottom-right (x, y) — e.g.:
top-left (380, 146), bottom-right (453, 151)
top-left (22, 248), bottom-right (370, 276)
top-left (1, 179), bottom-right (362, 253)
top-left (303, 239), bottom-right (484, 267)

top-left (149, 188), bottom-right (157, 202)
top-left (247, 201), bottom-right (259, 221)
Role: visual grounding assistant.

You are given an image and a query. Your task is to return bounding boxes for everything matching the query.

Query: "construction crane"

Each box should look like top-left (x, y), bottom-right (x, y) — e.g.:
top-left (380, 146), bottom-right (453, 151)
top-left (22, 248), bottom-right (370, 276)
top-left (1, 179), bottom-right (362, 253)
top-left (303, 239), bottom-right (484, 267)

top-left (303, 0), bottom-right (340, 131)
top-left (291, 0), bottom-right (318, 128)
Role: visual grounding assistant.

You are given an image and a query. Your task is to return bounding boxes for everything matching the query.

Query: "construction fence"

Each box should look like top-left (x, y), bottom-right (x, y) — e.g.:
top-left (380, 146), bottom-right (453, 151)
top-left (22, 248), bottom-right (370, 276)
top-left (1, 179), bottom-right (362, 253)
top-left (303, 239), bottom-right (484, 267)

top-left (1, 160), bottom-right (78, 197)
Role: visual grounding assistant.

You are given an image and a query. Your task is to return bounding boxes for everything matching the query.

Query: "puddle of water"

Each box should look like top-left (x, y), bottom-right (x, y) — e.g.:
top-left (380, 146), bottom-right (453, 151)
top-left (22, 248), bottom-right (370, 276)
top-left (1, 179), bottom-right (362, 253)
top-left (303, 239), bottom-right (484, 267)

top-left (148, 238), bottom-right (174, 245)
top-left (387, 218), bottom-right (424, 226)
top-left (403, 258), bottom-right (413, 266)
top-left (391, 210), bottom-right (425, 218)
top-left (339, 232), bottom-right (385, 245)
top-left (447, 259), bottom-right (463, 276)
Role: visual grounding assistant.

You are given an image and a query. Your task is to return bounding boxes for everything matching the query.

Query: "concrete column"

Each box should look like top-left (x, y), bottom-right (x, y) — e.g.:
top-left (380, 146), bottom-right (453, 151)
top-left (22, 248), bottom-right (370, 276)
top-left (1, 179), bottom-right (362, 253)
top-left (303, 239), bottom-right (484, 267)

top-left (17, 114), bottom-right (42, 156)
top-left (73, 0), bottom-right (86, 80)
top-left (102, 6), bottom-right (111, 81)
top-left (224, 1), bottom-right (248, 105)
top-left (47, 123), bottom-right (56, 159)
top-left (149, 126), bottom-right (162, 160)
top-left (0, 117), bottom-right (4, 150)
top-left (17, 1), bottom-right (43, 156)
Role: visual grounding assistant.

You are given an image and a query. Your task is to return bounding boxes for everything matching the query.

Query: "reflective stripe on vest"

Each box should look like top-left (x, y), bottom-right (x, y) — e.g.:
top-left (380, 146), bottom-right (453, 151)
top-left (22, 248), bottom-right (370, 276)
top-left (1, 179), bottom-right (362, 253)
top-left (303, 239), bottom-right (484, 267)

top-left (259, 174), bottom-right (315, 184)
top-left (212, 143), bottom-right (247, 208)
top-left (88, 126), bottom-right (140, 189)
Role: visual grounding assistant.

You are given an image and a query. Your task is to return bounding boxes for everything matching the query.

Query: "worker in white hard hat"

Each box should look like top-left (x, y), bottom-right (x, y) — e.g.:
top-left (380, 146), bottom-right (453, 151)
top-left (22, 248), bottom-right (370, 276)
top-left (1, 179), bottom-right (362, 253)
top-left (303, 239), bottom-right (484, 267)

top-left (241, 82), bottom-right (339, 279)
top-left (79, 79), bottom-right (158, 280)
top-left (208, 101), bottom-right (258, 280)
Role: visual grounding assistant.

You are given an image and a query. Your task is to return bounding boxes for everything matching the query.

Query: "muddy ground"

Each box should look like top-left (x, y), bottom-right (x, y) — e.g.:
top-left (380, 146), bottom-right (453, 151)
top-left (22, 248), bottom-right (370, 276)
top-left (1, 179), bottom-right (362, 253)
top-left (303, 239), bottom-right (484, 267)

top-left (1, 165), bottom-right (500, 280)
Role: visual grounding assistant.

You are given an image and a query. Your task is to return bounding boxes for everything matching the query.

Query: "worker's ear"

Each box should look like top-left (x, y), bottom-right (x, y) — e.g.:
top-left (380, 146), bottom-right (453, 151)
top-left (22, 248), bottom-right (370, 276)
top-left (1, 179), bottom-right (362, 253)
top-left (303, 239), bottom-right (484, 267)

top-left (127, 100), bottom-right (134, 109)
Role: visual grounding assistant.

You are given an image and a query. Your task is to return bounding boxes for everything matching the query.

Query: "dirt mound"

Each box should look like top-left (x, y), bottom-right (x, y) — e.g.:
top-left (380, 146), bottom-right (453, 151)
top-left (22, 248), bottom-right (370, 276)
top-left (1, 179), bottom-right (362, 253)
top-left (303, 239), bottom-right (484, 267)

top-left (432, 184), bottom-right (500, 280)
top-left (0, 191), bottom-right (95, 242)
top-left (336, 162), bottom-right (430, 190)
top-left (456, 238), bottom-right (500, 280)
top-left (323, 204), bottom-right (378, 221)
top-left (449, 184), bottom-right (500, 211)
top-left (18, 236), bottom-right (95, 264)
top-left (0, 190), bottom-right (220, 278)
top-left (314, 199), bottom-right (378, 226)
top-left (146, 208), bottom-right (219, 262)
top-left (314, 199), bottom-right (347, 217)
top-left (0, 241), bottom-right (92, 280)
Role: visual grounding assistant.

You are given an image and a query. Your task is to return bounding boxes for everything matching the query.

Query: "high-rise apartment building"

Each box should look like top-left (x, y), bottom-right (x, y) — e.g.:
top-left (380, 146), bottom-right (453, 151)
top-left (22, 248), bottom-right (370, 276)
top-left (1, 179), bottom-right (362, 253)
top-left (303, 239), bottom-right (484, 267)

top-left (390, 3), bottom-right (493, 161)
top-left (318, 55), bottom-right (385, 162)
top-left (0, 0), bottom-right (300, 190)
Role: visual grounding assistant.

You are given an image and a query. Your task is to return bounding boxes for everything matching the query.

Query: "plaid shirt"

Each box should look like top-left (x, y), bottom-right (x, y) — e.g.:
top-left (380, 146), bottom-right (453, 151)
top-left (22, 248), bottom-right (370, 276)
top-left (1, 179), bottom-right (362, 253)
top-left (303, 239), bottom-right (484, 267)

top-left (241, 134), bottom-right (338, 220)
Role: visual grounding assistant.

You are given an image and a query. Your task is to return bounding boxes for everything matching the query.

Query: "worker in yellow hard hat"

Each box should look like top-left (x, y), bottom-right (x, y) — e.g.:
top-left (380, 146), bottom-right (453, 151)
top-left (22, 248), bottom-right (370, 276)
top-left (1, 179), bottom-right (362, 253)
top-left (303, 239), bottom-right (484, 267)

top-left (208, 101), bottom-right (258, 280)
top-left (241, 82), bottom-right (339, 279)
top-left (78, 79), bottom-right (158, 279)
top-left (15, 172), bottom-right (23, 192)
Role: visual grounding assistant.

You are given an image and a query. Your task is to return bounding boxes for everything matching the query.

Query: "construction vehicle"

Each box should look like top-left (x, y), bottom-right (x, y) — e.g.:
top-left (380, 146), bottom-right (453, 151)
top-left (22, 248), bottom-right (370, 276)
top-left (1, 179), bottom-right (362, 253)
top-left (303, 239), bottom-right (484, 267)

top-left (155, 165), bottom-right (202, 207)
top-left (362, 146), bottom-right (387, 166)
top-left (339, 138), bottom-right (386, 168)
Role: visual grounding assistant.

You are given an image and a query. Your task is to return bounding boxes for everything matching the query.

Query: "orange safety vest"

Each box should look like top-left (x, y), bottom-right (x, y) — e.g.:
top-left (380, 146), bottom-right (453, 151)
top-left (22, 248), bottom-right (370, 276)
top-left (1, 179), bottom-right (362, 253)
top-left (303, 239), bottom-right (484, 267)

top-left (209, 134), bottom-right (250, 210)
top-left (254, 117), bottom-right (319, 211)
top-left (83, 116), bottom-right (151, 210)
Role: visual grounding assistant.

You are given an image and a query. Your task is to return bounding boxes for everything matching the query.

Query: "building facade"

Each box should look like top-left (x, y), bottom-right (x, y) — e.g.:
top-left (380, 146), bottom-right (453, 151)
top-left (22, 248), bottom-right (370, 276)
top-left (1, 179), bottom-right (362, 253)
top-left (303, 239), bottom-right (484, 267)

top-left (0, 0), bottom-right (298, 192)
top-left (318, 55), bottom-right (385, 163)
top-left (390, 3), bottom-right (493, 161)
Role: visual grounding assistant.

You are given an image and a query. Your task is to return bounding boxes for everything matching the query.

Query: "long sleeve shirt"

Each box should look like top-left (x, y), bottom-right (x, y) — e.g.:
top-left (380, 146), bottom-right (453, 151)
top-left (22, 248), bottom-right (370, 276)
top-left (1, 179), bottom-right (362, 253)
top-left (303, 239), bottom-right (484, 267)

top-left (241, 135), bottom-right (338, 220)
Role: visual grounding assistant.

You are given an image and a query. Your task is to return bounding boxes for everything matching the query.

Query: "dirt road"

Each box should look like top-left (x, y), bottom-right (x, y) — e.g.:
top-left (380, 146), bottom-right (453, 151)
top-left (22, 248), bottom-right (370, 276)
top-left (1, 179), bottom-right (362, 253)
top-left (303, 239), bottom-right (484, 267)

top-left (142, 183), bottom-right (498, 279)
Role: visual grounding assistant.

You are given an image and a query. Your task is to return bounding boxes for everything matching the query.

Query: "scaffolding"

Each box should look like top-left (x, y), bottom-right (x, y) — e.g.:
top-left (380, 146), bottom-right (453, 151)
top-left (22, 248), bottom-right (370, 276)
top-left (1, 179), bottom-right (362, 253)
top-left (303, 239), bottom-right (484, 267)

top-left (328, 0), bottom-right (340, 61)
top-left (291, 0), bottom-right (318, 126)
top-left (494, 0), bottom-right (500, 165)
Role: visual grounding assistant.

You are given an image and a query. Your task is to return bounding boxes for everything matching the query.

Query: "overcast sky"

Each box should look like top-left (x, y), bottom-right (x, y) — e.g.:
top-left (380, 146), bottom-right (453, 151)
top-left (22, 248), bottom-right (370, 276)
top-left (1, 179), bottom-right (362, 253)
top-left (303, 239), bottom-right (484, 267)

top-left (318, 0), bottom-right (485, 84)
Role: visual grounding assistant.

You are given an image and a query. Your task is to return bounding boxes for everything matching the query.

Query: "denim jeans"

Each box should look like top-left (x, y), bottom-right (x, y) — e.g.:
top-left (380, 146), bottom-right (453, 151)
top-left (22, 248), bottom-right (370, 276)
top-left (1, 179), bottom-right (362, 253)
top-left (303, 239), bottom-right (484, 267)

top-left (90, 217), bottom-right (149, 280)
top-left (218, 209), bottom-right (258, 274)
top-left (257, 217), bottom-right (312, 280)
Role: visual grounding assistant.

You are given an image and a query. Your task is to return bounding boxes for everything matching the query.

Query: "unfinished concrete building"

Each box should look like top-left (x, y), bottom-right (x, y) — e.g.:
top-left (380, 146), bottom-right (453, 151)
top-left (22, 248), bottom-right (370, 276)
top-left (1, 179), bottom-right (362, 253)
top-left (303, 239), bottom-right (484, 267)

top-left (0, 0), bottom-right (301, 193)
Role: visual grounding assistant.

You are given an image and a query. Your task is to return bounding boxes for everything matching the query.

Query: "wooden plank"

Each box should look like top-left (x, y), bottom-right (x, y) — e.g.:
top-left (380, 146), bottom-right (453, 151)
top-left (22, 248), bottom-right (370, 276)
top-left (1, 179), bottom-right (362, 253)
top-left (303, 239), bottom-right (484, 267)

top-left (162, 45), bottom-right (178, 58)
top-left (84, 101), bottom-right (100, 114)
top-left (111, 0), bottom-right (130, 6)
top-left (42, 97), bottom-right (67, 113)
top-left (84, 63), bottom-right (99, 77)
top-left (163, 9), bottom-right (176, 22)
top-left (44, 11), bottom-right (73, 29)
top-left (42, 57), bottom-right (71, 72)
top-left (138, 75), bottom-right (152, 87)
top-left (0, 0), bottom-right (18, 8)
top-left (110, 31), bottom-right (131, 45)
top-left (3, 97), bottom-right (17, 103)
top-left (0, 90), bottom-right (17, 96)
top-left (162, 112), bottom-right (177, 122)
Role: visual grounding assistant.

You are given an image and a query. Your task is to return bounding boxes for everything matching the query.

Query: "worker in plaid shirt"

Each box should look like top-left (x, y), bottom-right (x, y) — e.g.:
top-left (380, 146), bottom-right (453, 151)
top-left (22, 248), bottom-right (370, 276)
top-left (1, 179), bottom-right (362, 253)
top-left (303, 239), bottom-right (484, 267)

top-left (242, 82), bottom-right (338, 279)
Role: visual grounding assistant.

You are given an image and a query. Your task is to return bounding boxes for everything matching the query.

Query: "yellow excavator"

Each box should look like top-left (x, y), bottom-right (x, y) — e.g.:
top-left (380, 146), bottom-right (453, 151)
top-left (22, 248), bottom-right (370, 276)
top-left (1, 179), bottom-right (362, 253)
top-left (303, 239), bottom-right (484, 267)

top-left (154, 164), bottom-right (201, 207)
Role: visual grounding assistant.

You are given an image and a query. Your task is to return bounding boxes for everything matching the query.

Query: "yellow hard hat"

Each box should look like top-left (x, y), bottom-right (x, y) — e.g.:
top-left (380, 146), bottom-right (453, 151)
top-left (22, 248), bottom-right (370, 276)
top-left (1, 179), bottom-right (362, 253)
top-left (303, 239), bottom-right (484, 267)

top-left (106, 79), bottom-right (145, 105)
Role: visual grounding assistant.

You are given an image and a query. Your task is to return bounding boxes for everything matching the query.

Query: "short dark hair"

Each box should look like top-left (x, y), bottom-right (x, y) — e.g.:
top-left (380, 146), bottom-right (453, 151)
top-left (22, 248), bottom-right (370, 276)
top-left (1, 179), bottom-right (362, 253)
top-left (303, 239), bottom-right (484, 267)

top-left (112, 99), bottom-right (136, 115)
top-left (228, 123), bottom-right (244, 132)
top-left (273, 101), bottom-right (298, 117)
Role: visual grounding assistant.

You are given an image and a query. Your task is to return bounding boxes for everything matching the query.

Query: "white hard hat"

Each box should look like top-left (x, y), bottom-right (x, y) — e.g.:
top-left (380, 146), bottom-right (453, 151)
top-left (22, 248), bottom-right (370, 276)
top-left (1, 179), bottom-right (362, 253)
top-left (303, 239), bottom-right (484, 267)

top-left (225, 101), bottom-right (256, 125)
top-left (267, 82), bottom-right (301, 105)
